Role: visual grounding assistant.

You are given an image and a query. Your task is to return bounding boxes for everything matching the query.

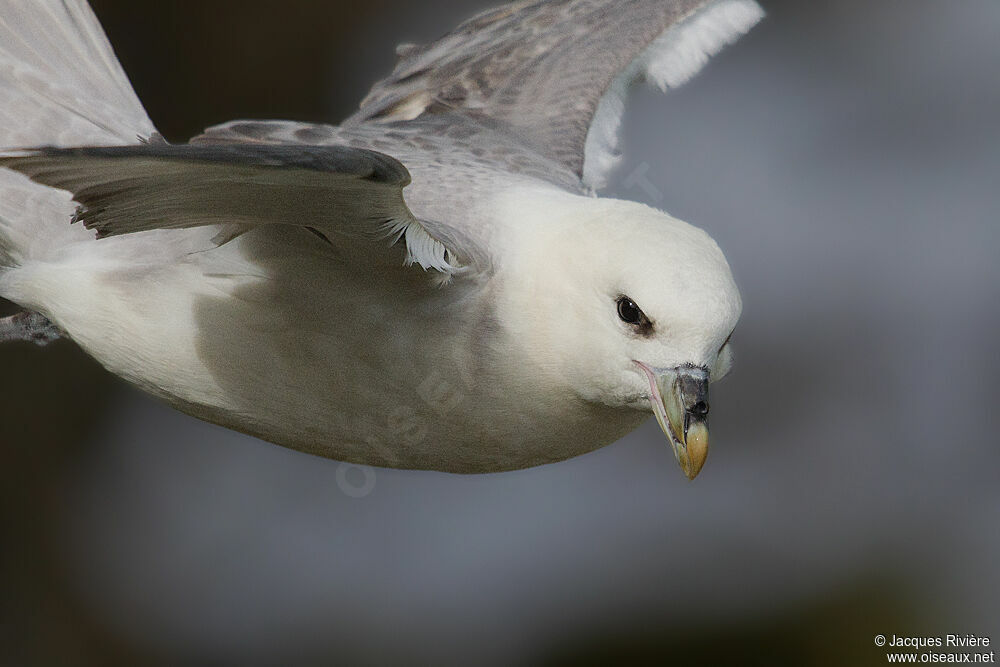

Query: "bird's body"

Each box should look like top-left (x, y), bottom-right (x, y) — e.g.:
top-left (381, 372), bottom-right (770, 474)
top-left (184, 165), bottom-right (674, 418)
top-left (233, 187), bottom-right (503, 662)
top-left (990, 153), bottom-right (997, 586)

top-left (5, 177), bottom-right (664, 472)
top-left (0, 0), bottom-right (761, 477)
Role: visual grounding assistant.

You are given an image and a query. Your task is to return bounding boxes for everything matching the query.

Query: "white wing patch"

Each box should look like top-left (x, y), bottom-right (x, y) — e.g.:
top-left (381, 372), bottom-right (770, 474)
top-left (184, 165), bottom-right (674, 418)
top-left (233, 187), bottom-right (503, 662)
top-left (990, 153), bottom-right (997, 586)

top-left (583, 0), bottom-right (765, 190)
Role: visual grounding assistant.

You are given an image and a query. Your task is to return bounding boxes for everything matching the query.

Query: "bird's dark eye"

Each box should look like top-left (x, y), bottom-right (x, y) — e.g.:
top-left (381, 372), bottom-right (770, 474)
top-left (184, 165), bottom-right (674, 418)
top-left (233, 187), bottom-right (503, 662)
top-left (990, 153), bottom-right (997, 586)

top-left (616, 296), bottom-right (646, 326)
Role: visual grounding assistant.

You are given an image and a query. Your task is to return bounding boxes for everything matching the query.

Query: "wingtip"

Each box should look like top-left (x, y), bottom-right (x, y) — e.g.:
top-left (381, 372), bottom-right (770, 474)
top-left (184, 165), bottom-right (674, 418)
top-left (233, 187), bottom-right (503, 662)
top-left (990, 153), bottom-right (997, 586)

top-left (643, 0), bottom-right (766, 92)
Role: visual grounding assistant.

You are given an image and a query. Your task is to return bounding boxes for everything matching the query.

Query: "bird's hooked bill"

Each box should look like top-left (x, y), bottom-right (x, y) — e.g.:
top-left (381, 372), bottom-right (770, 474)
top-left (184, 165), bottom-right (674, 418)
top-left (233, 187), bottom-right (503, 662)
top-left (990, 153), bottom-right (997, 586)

top-left (635, 362), bottom-right (710, 480)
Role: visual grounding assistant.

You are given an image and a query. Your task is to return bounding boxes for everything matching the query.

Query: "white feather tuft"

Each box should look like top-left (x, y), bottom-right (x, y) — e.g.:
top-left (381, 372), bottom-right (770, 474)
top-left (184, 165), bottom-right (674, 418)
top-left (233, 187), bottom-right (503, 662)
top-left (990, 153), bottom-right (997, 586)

top-left (583, 0), bottom-right (764, 190)
top-left (383, 217), bottom-right (460, 277)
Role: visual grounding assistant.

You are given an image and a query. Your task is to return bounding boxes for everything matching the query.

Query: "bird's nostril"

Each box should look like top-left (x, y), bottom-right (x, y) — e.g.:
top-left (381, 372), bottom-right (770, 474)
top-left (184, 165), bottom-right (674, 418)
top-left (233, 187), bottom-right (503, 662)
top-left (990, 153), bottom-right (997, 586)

top-left (690, 401), bottom-right (710, 417)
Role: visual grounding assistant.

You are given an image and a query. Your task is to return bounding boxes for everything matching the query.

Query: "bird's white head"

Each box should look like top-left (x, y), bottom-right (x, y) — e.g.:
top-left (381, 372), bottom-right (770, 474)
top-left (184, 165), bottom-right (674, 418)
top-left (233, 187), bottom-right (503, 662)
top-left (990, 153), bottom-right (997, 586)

top-left (496, 188), bottom-right (741, 479)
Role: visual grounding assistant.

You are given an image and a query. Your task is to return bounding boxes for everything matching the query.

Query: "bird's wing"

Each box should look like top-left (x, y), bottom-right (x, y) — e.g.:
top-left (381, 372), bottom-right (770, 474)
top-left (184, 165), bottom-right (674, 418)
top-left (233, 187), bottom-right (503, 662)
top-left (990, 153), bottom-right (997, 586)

top-left (0, 0), bottom-right (155, 147)
top-left (350, 0), bottom-right (764, 189)
top-left (0, 1), bottom-right (158, 267)
top-left (188, 116), bottom-right (580, 272)
top-left (0, 143), bottom-right (461, 274)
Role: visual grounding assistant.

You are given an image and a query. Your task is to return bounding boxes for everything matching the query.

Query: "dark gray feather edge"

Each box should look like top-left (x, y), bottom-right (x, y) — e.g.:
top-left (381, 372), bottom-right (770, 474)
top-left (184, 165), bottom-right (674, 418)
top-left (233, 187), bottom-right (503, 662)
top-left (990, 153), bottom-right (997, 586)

top-left (0, 143), bottom-right (411, 186)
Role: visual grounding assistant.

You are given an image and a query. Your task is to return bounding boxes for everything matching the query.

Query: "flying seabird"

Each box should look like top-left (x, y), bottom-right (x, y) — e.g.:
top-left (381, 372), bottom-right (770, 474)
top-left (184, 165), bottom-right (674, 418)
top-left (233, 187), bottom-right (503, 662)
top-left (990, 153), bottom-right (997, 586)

top-left (0, 0), bottom-right (763, 478)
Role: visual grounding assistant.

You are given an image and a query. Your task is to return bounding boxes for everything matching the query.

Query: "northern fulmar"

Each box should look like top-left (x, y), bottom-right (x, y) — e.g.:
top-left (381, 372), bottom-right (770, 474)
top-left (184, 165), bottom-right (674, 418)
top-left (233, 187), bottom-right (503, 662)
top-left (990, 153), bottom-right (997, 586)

top-left (0, 0), bottom-right (763, 478)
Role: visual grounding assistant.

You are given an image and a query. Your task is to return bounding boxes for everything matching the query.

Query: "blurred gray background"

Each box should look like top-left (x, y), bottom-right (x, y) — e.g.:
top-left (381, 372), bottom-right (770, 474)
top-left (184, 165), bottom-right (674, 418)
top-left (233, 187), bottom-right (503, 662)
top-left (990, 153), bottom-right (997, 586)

top-left (1, 1), bottom-right (997, 665)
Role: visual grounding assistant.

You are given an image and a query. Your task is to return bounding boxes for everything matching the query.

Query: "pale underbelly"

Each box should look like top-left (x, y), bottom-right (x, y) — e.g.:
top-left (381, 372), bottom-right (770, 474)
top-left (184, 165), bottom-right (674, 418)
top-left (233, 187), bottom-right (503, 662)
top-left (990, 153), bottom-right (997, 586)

top-left (21, 233), bottom-right (648, 472)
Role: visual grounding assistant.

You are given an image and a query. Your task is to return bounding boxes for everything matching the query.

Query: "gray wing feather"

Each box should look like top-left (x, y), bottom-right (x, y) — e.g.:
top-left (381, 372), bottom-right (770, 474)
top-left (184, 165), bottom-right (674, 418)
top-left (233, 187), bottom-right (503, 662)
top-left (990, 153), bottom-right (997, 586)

top-left (349, 0), bottom-right (763, 185)
top-left (0, 144), bottom-right (408, 236)
top-left (0, 0), bottom-right (155, 147)
top-left (0, 144), bottom-right (456, 273)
